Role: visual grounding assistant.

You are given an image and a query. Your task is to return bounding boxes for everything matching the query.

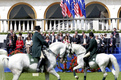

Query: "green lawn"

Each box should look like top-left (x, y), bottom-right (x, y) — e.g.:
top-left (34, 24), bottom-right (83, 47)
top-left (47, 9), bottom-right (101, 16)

top-left (5, 72), bottom-right (121, 80)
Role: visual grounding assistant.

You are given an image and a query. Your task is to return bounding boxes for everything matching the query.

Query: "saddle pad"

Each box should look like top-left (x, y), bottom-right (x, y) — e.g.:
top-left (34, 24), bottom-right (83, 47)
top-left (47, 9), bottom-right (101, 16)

top-left (27, 54), bottom-right (38, 64)
top-left (89, 54), bottom-right (97, 62)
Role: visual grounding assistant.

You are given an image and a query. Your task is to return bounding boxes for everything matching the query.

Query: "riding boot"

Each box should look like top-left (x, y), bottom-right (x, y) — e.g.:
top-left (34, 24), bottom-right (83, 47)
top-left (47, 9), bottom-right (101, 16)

top-left (83, 57), bottom-right (90, 69)
top-left (36, 58), bottom-right (43, 72)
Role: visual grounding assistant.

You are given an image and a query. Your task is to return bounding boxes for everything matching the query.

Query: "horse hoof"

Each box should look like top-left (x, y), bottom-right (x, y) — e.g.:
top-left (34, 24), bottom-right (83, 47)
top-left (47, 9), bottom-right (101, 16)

top-left (75, 76), bottom-right (79, 79)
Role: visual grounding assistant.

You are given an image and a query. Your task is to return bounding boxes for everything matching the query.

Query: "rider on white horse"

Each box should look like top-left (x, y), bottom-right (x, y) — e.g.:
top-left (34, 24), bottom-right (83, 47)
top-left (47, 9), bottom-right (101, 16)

top-left (83, 32), bottom-right (98, 69)
top-left (32, 26), bottom-right (49, 72)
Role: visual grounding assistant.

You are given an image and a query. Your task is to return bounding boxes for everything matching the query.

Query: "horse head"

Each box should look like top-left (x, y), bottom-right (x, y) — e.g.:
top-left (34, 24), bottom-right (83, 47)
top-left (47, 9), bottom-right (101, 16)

top-left (59, 43), bottom-right (72, 63)
top-left (64, 43), bottom-right (74, 58)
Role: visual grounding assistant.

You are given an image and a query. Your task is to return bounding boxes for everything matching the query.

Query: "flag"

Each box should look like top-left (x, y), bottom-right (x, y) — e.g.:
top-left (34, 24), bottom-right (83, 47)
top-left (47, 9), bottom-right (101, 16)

top-left (66, 0), bottom-right (72, 17)
top-left (74, 0), bottom-right (79, 16)
top-left (60, 0), bottom-right (67, 17)
top-left (82, 0), bottom-right (86, 18)
top-left (78, 0), bottom-right (83, 17)
top-left (60, 0), bottom-right (86, 18)
top-left (78, 0), bottom-right (86, 17)
top-left (70, 0), bottom-right (75, 18)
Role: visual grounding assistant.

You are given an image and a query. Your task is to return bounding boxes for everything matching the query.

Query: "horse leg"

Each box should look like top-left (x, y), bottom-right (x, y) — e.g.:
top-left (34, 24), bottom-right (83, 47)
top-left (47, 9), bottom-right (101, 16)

top-left (100, 66), bottom-right (107, 80)
top-left (108, 65), bottom-right (117, 80)
top-left (84, 68), bottom-right (87, 80)
top-left (47, 64), bottom-right (53, 72)
top-left (11, 69), bottom-right (22, 80)
top-left (45, 72), bottom-right (49, 80)
top-left (73, 64), bottom-right (83, 80)
top-left (48, 68), bottom-right (60, 80)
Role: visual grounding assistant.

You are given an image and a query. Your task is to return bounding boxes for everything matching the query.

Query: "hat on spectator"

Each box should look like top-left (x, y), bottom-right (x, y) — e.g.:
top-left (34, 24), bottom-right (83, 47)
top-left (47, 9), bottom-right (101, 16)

top-left (89, 32), bottom-right (94, 37)
top-left (35, 26), bottom-right (41, 30)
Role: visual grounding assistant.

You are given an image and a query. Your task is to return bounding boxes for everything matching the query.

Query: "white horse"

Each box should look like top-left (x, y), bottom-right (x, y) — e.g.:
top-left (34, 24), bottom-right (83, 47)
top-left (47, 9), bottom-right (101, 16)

top-left (0, 42), bottom-right (68, 80)
top-left (68, 43), bottom-right (120, 80)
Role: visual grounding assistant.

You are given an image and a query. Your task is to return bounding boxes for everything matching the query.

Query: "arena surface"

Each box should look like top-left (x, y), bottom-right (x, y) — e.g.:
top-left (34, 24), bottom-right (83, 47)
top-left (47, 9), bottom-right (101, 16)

top-left (5, 72), bottom-right (121, 80)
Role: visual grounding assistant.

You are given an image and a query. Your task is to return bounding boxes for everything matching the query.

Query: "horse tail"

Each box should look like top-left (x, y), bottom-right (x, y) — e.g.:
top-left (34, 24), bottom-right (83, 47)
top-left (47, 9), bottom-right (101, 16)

top-left (109, 54), bottom-right (120, 78)
top-left (0, 55), bottom-right (8, 80)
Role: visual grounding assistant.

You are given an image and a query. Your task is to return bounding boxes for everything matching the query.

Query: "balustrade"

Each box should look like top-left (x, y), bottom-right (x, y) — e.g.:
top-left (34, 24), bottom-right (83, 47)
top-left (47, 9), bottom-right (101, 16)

top-left (0, 18), bottom-right (121, 32)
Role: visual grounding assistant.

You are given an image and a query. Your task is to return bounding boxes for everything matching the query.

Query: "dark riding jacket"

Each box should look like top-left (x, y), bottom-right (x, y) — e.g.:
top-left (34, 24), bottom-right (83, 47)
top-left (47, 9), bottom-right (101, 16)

top-left (32, 31), bottom-right (48, 58)
top-left (86, 37), bottom-right (98, 61)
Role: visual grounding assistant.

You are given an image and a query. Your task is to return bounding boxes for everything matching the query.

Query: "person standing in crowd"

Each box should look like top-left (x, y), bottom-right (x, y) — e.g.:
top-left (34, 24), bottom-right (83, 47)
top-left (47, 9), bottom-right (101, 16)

top-left (103, 33), bottom-right (109, 53)
top-left (25, 37), bottom-right (33, 54)
top-left (53, 35), bottom-right (60, 42)
top-left (6, 35), bottom-right (13, 54)
top-left (12, 33), bottom-right (17, 50)
top-left (66, 33), bottom-right (72, 43)
top-left (43, 33), bottom-right (47, 40)
top-left (80, 31), bottom-right (85, 38)
top-left (48, 32), bottom-right (52, 42)
top-left (81, 34), bottom-right (90, 49)
top-left (83, 32), bottom-right (98, 68)
top-left (29, 33), bottom-right (33, 40)
top-left (19, 32), bottom-right (24, 40)
top-left (100, 34), bottom-right (106, 53)
top-left (58, 32), bottom-right (63, 42)
top-left (72, 34), bottom-right (78, 44)
top-left (45, 36), bottom-right (52, 45)
top-left (108, 34), bottom-right (116, 53)
top-left (74, 31), bottom-right (80, 44)
top-left (95, 35), bottom-right (101, 53)
top-left (51, 32), bottom-right (55, 43)
top-left (6, 29), bottom-right (13, 39)
top-left (32, 26), bottom-right (49, 72)
top-left (111, 28), bottom-right (120, 47)
top-left (63, 35), bottom-right (70, 45)
top-left (15, 36), bottom-right (24, 51)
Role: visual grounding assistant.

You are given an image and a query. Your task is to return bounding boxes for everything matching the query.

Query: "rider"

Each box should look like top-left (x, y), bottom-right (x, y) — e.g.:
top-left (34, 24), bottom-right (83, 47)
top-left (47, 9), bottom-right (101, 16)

top-left (83, 32), bottom-right (98, 69)
top-left (32, 26), bottom-right (49, 72)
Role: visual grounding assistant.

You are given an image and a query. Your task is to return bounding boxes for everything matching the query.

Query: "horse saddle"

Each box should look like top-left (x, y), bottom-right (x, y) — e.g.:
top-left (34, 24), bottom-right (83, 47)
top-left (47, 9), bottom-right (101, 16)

top-left (89, 54), bottom-right (97, 62)
top-left (27, 54), bottom-right (38, 65)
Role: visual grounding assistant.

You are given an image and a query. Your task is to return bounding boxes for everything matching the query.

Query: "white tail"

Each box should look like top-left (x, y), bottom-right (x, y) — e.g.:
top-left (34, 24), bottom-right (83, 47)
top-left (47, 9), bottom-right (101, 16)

top-left (109, 54), bottom-right (120, 78)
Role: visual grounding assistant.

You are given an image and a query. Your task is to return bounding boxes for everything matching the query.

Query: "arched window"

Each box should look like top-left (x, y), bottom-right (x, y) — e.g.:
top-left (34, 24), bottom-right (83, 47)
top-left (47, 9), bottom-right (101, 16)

top-left (86, 2), bottom-right (110, 30)
top-left (45, 2), bottom-right (70, 31)
top-left (46, 4), bottom-right (63, 19)
top-left (8, 3), bottom-right (36, 31)
top-left (86, 3), bottom-right (109, 18)
top-left (117, 7), bottom-right (121, 29)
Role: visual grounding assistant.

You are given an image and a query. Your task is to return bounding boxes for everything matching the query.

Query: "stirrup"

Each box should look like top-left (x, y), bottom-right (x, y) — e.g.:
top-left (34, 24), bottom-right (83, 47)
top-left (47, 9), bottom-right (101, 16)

top-left (84, 63), bottom-right (90, 69)
top-left (85, 66), bottom-right (90, 70)
top-left (36, 68), bottom-right (41, 72)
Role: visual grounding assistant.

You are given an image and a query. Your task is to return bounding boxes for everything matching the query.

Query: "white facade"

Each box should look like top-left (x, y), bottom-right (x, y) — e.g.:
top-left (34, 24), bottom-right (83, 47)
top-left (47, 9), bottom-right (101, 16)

top-left (0, 0), bottom-right (120, 19)
top-left (0, 0), bottom-right (121, 32)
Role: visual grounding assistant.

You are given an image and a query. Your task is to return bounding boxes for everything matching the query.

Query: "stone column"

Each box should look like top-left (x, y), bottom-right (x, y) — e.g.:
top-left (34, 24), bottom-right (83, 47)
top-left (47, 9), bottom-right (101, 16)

top-left (93, 20), bottom-right (99, 31)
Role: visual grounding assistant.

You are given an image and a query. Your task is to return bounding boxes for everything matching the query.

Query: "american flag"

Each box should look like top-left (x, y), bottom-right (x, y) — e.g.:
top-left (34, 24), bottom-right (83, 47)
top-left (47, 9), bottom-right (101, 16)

top-left (60, 0), bottom-right (67, 17)
top-left (74, 0), bottom-right (79, 16)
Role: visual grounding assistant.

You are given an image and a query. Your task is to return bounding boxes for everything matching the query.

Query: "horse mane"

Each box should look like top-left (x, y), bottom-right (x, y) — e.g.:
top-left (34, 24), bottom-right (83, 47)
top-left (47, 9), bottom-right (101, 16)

top-left (49, 42), bottom-right (65, 47)
top-left (72, 43), bottom-right (86, 54)
top-left (72, 43), bottom-right (85, 49)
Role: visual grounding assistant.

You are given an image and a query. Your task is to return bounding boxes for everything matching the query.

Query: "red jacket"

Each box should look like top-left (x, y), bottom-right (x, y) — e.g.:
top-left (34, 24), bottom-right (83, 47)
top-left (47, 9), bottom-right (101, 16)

top-left (16, 40), bottom-right (24, 49)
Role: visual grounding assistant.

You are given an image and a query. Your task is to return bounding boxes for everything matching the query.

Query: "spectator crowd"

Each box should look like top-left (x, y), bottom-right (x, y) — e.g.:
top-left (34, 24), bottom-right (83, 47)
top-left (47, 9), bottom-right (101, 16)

top-left (6, 28), bottom-right (120, 54)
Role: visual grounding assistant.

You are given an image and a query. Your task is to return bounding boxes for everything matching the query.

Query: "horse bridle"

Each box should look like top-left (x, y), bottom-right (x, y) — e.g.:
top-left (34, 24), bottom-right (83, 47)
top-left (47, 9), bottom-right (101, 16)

top-left (69, 43), bottom-right (73, 55)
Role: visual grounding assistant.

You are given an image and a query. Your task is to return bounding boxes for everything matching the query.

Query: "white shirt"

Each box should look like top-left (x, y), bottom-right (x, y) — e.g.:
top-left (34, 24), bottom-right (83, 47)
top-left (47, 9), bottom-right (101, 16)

top-left (83, 38), bottom-right (86, 44)
top-left (26, 40), bottom-right (33, 45)
top-left (52, 35), bottom-right (54, 43)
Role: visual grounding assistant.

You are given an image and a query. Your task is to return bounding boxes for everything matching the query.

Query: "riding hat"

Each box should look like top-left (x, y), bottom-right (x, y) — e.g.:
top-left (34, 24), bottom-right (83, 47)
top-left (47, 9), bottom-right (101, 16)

top-left (89, 32), bottom-right (94, 37)
top-left (35, 26), bottom-right (41, 30)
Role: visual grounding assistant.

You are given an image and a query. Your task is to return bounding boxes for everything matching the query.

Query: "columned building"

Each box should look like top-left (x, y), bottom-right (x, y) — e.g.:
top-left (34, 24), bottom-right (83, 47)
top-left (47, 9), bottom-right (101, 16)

top-left (0, 0), bottom-right (121, 32)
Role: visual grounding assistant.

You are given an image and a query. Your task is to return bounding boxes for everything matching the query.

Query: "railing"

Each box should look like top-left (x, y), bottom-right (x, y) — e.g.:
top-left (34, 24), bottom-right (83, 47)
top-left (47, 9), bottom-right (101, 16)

top-left (0, 18), bottom-right (121, 32)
